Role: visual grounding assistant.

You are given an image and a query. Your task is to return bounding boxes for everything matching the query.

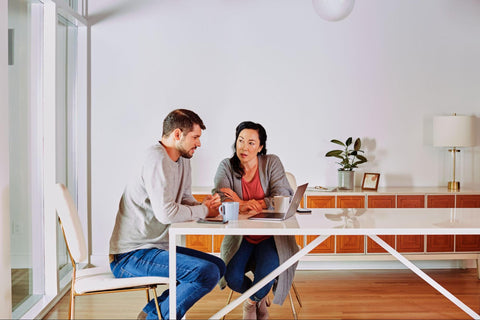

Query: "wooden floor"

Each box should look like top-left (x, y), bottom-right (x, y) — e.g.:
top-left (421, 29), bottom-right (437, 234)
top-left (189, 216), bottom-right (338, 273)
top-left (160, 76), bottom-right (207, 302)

top-left (12, 268), bottom-right (31, 309)
top-left (43, 269), bottom-right (480, 319)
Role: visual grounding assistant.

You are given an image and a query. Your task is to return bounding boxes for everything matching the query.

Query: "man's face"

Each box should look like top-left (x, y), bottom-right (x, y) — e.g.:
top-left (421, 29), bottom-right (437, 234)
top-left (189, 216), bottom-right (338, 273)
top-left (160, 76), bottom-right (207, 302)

top-left (177, 124), bottom-right (202, 159)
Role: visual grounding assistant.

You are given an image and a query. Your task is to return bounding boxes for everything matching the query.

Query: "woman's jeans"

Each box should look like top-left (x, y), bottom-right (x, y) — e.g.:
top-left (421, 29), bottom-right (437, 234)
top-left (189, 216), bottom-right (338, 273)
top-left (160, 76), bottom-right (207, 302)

top-left (110, 247), bottom-right (226, 320)
top-left (225, 237), bottom-right (279, 302)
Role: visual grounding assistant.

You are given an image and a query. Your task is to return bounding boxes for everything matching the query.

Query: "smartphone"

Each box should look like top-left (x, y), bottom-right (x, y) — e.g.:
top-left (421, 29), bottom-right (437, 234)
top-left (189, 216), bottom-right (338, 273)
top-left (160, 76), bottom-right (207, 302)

top-left (197, 218), bottom-right (228, 224)
top-left (296, 208), bottom-right (312, 214)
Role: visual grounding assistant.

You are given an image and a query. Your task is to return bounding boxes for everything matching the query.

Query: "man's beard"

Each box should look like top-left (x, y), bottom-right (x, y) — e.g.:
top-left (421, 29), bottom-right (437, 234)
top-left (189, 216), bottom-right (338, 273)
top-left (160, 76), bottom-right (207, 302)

top-left (178, 141), bottom-right (194, 159)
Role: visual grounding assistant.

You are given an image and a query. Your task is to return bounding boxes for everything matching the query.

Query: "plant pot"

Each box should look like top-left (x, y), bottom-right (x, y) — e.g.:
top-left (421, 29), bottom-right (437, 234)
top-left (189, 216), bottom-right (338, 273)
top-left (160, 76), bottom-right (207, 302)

top-left (338, 170), bottom-right (354, 190)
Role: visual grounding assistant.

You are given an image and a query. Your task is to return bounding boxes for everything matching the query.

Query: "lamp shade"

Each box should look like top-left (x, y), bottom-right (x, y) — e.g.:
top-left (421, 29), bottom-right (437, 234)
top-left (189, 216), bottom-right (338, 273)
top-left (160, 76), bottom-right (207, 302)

top-left (312, 0), bottom-right (355, 22)
top-left (433, 115), bottom-right (475, 147)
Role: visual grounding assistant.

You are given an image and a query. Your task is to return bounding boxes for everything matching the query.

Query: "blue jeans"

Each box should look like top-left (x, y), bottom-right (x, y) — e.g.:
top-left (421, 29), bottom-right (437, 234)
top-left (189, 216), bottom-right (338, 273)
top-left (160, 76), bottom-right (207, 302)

top-left (110, 247), bottom-right (225, 320)
top-left (225, 237), bottom-right (279, 302)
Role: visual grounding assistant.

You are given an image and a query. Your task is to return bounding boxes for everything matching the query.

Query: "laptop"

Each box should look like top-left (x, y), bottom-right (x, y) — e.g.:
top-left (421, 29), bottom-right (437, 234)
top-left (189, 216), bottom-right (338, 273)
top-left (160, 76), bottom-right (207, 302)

top-left (249, 183), bottom-right (308, 221)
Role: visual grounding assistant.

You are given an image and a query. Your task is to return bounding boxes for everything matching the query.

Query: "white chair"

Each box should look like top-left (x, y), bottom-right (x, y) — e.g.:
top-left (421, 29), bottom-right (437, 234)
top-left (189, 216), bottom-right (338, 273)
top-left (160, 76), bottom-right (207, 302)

top-left (285, 171), bottom-right (298, 192)
top-left (54, 183), bottom-right (169, 320)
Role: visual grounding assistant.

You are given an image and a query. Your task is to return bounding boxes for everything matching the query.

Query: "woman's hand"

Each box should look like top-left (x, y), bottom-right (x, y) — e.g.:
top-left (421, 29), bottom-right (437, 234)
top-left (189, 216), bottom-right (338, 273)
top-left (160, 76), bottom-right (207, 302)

top-left (220, 188), bottom-right (242, 202)
top-left (220, 188), bottom-right (265, 214)
top-left (240, 199), bottom-right (263, 213)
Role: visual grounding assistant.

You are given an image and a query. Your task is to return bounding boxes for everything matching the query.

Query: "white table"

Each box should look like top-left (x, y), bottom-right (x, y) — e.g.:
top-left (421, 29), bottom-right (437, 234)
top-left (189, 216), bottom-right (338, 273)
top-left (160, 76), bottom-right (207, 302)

top-left (168, 208), bottom-right (480, 319)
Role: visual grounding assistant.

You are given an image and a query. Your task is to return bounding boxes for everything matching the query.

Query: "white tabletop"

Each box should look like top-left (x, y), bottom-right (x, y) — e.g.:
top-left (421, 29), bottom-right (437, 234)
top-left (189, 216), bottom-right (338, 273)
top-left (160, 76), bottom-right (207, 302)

top-left (169, 207), bottom-right (480, 319)
top-left (169, 208), bottom-right (480, 236)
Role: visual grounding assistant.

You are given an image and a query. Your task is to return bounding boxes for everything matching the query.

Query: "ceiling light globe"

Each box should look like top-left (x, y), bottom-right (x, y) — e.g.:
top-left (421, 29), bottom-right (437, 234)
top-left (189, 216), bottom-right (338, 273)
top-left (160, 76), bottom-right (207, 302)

top-left (312, 0), bottom-right (355, 22)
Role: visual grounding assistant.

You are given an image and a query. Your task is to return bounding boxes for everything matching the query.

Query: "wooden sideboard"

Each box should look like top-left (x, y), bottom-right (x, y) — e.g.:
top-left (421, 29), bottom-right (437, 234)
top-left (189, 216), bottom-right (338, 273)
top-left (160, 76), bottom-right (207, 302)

top-left (189, 187), bottom-right (480, 259)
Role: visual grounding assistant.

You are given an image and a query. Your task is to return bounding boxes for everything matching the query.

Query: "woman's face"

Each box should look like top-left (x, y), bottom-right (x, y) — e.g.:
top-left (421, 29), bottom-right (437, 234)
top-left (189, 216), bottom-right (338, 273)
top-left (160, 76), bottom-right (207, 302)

top-left (236, 129), bottom-right (264, 165)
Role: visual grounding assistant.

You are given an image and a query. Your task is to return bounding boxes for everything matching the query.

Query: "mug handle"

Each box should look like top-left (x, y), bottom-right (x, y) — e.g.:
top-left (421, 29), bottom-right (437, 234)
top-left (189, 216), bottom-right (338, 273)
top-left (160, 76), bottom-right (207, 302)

top-left (219, 204), bottom-right (225, 216)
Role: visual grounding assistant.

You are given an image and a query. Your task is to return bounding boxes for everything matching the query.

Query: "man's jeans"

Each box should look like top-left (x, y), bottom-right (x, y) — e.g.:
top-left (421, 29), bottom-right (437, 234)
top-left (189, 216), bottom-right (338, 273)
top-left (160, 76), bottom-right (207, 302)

top-left (224, 237), bottom-right (279, 302)
top-left (110, 247), bottom-right (226, 320)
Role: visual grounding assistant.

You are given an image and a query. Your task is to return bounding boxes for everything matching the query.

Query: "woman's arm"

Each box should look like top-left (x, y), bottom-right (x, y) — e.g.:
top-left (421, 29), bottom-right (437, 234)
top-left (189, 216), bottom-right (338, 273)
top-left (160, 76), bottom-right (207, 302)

top-left (260, 155), bottom-right (294, 209)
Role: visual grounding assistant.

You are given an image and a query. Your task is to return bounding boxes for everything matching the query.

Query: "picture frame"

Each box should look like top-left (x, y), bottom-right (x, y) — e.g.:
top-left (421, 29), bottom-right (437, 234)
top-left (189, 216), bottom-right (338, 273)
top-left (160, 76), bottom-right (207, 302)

top-left (361, 173), bottom-right (380, 190)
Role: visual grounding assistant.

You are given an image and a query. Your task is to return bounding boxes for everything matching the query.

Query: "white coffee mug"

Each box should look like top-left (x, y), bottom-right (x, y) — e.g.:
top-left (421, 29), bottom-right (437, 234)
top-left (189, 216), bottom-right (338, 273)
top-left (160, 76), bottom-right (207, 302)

top-left (219, 202), bottom-right (239, 222)
top-left (274, 196), bottom-right (290, 213)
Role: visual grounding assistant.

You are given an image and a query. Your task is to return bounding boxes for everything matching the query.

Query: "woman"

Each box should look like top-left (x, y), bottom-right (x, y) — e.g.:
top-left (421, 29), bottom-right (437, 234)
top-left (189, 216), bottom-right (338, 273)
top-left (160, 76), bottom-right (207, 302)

top-left (213, 121), bottom-right (299, 320)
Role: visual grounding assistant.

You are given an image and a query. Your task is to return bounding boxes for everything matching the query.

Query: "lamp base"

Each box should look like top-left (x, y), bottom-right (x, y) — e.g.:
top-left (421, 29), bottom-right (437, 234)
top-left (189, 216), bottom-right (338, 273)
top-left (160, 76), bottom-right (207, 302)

top-left (448, 181), bottom-right (460, 191)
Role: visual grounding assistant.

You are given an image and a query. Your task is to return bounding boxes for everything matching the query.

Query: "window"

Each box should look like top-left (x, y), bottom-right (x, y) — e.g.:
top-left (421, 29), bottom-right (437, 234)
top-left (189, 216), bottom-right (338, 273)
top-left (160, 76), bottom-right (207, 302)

top-left (8, 0), bottom-right (44, 317)
top-left (7, 0), bottom-right (88, 318)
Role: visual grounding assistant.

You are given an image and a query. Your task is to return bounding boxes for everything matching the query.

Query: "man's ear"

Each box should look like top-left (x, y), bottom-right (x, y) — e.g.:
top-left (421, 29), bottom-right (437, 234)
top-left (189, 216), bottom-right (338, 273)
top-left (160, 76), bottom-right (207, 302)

top-left (173, 128), bottom-right (183, 141)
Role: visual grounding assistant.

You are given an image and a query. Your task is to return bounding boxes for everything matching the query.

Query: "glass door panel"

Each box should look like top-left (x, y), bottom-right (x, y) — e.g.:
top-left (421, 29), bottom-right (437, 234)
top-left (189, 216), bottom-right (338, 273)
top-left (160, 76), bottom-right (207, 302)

top-left (56, 15), bottom-right (78, 280)
top-left (8, 0), bottom-right (44, 316)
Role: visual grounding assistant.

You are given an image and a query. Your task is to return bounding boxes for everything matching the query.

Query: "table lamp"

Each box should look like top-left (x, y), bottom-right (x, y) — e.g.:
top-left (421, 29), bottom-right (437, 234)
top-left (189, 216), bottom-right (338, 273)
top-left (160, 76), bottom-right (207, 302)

top-left (433, 114), bottom-right (475, 191)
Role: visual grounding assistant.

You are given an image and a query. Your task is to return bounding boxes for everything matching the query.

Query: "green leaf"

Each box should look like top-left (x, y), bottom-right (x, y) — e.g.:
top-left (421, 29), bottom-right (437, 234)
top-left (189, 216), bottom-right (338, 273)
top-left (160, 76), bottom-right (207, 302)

top-left (354, 138), bottom-right (361, 151)
top-left (330, 139), bottom-right (345, 147)
top-left (345, 137), bottom-right (352, 146)
top-left (356, 155), bottom-right (367, 162)
top-left (325, 150), bottom-right (343, 157)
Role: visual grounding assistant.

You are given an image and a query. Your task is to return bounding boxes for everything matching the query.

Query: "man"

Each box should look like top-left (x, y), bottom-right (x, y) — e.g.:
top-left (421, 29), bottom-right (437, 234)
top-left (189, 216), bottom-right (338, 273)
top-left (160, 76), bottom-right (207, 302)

top-left (109, 109), bottom-right (225, 320)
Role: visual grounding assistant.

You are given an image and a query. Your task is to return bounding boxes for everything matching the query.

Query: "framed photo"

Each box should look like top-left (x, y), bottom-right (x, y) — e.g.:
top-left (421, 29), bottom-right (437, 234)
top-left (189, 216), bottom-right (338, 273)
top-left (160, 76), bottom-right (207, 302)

top-left (361, 173), bottom-right (380, 190)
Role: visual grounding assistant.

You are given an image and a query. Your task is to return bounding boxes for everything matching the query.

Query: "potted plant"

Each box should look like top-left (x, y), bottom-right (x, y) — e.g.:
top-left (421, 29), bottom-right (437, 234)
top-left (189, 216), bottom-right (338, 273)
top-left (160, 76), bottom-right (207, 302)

top-left (325, 137), bottom-right (367, 190)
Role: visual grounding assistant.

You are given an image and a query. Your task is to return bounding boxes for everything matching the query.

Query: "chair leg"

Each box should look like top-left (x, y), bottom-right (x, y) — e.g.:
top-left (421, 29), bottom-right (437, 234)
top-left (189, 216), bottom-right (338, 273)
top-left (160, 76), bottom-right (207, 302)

top-left (291, 282), bottom-right (302, 308)
top-left (151, 286), bottom-right (161, 320)
top-left (221, 289), bottom-right (234, 320)
top-left (146, 289), bottom-right (151, 302)
top-left (288, 291), bottom-right (298, 320)
top-left (69, 289), bottom-right (75, 320)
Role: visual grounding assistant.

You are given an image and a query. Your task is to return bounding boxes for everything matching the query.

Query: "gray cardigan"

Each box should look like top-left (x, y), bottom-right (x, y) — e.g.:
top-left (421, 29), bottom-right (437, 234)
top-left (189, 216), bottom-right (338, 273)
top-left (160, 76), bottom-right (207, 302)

top-left (213, 154), bottom-right (299, 305)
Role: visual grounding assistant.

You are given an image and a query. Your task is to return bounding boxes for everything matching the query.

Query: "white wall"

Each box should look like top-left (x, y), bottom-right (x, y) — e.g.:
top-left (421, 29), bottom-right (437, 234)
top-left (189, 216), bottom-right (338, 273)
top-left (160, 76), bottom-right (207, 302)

top-left (89, 0), bottom-right (480, 260)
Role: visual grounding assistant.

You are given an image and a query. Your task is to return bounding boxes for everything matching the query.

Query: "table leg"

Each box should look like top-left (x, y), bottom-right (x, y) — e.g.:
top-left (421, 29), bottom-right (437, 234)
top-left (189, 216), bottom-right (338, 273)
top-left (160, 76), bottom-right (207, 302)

top-left (369, 234), bottom-right (480, 319)
top-left (209, 235), bottom-right (330, 320)
top-left (169, 231), bottom-right (177, 319)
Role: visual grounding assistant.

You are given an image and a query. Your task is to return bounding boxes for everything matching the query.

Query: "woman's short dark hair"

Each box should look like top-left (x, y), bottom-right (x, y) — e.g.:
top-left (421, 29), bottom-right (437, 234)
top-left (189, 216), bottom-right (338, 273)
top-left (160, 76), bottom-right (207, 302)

top-left (229, 121), bottom-right (267, 176)
top-left (162, 109), bottom-right (206, 137)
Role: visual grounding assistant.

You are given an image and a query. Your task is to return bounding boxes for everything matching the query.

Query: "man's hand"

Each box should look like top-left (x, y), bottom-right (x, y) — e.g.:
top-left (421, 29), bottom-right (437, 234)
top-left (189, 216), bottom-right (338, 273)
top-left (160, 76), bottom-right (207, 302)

top-left (203, 193), bottom-right (221, 217)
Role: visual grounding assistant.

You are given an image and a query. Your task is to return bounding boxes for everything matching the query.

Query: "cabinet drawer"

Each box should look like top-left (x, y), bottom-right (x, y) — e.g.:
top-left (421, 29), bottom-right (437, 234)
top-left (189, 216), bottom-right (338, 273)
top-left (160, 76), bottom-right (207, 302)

top-left (427, 195), bottom-right (455, 208)
top-left (337, 196), bottom-right (365, 208)
top-left (307, 235), bottom-right (335, 253)
top-left (186, 235), bottom-right (212, 252)
top-left (426, 195), bottom-right (455, 252)
top-left (368, 195), bottom-right (395, 208)
top-left (366, 195), bottom-right (395, 252)
top-left (367, 235), bottom-right (396, 253)
top-left (427, 235), bottom-right (454, 252)
top-left (397, 195), bottom-right (424, 208)
top-left (457, 195), bottom-right (480, 208)
top-left (456, 235), bottom-right (480, 252)
top-left (307, 196), bottom-right (335, 208)
top-left (397, 235), bottom-right (424, 253)
top-left (336, 235), bottom-right (364, 253)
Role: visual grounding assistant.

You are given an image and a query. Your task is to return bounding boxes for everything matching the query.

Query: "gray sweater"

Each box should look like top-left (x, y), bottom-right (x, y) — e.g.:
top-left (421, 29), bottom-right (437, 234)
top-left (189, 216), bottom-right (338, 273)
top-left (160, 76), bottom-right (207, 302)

top-left (213, 154), bottom-right (299, 305)
top-left (109, 143), bottom-right (208, 254)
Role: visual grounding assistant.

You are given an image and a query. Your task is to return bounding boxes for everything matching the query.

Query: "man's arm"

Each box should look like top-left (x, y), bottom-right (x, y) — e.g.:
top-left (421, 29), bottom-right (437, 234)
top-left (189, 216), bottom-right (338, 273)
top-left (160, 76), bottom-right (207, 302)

top-left (144, 152), bottom-right (208, 224)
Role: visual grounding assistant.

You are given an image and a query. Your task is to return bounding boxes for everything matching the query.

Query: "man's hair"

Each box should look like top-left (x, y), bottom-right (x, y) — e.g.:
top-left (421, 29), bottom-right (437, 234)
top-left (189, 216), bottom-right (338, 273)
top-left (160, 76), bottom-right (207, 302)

top-left (162, 109), bottom-right (206, 137)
